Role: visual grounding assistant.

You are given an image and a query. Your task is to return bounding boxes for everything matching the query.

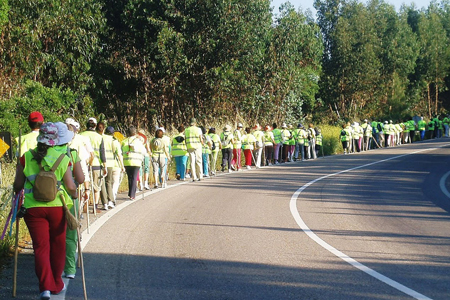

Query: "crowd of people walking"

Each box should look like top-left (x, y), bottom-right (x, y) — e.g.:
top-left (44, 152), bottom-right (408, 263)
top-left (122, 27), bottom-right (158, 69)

top-left (339, 116), bottom-right (449, 154)
top-left (9, 110), bottom-right (449, 300)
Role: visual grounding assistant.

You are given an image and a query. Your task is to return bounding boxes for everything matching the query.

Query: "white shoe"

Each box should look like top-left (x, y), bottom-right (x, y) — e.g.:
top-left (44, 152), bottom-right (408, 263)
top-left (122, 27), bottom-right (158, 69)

top-left (204, 174), bottom-right (209, 177)
top-left (162, 182), bottom-right (167, 188)
top-left (108, 201), bottom-right (115, 208)
top-left (40, 290), bottom-right (50, 300)
top-left (246, 166), bottom-right (251, 170)
top-left (66, 274), bottom-right (75, 279)
top-left (228, 169), bottom-right (233, 173)
top-left (186, 174), bottom-right (191, 178)
top-left (144, 184), bottom-right (150, 190)
top-left (104, 204), bottom-right (109, 211)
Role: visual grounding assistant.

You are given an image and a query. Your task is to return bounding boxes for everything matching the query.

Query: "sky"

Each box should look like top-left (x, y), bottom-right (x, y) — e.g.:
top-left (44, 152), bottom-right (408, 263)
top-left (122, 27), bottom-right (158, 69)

top-left (271, 0), bottom-right (433, 17)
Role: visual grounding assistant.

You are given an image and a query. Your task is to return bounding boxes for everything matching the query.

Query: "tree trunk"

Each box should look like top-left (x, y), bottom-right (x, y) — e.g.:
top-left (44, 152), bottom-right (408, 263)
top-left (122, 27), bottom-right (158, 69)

top-left (427, 83), bottom-right (431, 119)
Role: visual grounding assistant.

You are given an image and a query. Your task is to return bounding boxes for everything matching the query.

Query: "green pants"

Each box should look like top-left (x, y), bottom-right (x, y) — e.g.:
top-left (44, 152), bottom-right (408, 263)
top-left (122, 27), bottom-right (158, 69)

top-left (64, 200), bottom-right (79, 276)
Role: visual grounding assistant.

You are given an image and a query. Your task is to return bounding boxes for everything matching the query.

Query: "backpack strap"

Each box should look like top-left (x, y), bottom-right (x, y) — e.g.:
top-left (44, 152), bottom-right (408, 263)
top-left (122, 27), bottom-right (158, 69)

top-left (50, 154), bottom-right (66, 173)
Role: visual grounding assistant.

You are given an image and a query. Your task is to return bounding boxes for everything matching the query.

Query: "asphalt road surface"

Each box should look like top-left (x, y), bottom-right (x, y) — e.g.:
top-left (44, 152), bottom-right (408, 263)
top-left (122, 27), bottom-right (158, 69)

top-left (2, 139), bottom-right (450, 300)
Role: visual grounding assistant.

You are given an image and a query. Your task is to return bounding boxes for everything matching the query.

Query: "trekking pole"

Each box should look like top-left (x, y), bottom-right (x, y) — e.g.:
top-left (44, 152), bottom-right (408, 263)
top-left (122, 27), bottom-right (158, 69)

top-left (75, 207), bottom-right (88, 300)
top-left (89, 167), bottom-right (96, 216)
top-left (13, 129), bottom-right (22, 298)
top-left (250, 150), bottom-right (257, 167)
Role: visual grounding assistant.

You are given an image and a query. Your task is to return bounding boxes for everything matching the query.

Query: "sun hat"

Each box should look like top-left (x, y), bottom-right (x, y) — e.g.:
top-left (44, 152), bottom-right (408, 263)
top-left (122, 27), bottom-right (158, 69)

top-left (28, 111), bottom-right (44, 122)
top-left (65, 118), bottom-right (80, 131)
top-left (54, 122), bottom-right (74, 145)
top-left (281, 123), bottom-right (287, 128)
top-left (237, 123), bottom-right (243, 128)
top-left (37, 123), bottom-right (59, 146)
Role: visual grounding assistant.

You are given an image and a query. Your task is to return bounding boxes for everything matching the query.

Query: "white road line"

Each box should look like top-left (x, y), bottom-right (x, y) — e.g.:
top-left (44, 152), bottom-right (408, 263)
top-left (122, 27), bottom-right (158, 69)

top-left (290, 148), bottom-right (440, 300)
top-left (439, 171), bottom-right (450, 198)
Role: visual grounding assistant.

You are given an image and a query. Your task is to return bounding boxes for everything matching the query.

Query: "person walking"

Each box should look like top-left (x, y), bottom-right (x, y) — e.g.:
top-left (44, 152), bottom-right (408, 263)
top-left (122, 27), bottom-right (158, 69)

top-left (16, 111), bottom-right (44, 157)
top-left (208, 127), bottom-right (221, 175)
top-left (220, 125), bottom-right (234, 172)
top-left (104, 126), bottom-right (125, 201)
top-left (308, 123), bottom-right (317, 159)
top-left (241, 127), bottom-right (256, 169)
top-left (171, 125), bottom-right (188, 180)
top-left (340, 123), bottom-right (351, 154)
top-left (200, 126), bottom-right (212, 177)
top-left (80, 117), bottom-right (107, 209)
top-left (185, 118), bottom-right (204, 181)
top-left (121, 126), bottom-right (146, 199)
top-left (252, 124), bottom-right (264, 168)
top-left (280, 123), bottom-right (290, 163)
top-left (272, 123), bottom-right (282, 164)
top-left (263, 125), bottom-right (275, 165)
top-left (231, 123), bottom-right (243, 171)
top-left (418, 117), bottom-right (427, 141)
top-left (65, 118), bottom-right (94, 210)
top-left (361, 119), bottom-right (372, 151)
top-left (13, 122), bottom-right (78, 300)
top-left (150, 128), bottom-right (170, 188)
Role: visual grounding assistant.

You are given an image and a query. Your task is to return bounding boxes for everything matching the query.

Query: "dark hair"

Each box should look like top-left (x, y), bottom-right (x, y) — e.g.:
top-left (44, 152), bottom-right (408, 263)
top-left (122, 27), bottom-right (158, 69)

top-left (34, 143), bottom-right (51, 164)
top-left (177, 125), bottom-right (185, 133)
top-left (155, 129), bottom-right (164, 138)
top-left (200, 126), bottom-right (206, 134)
top-left (208, 127), bottom-right (216, 134)
top-left (96, 122), bottom-right (105, 134)
top-left (28, 121), bottom-right (43, 130)
top-left (245, 127), bottom-right (251, 134)
top-left (272, 123), bottom-right (278, 129)
top-left (127, 126), bottom-right (137, 136)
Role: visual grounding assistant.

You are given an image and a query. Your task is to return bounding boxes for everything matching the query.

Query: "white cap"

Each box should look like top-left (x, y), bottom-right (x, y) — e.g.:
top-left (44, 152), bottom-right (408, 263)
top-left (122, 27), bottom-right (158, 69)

top-left (65, 118), bottom-right (80, 131)
top-left (281, 122), bottom-right (287, 128)
top-left (237, 123), bottom-right (243, 128)
top-left (159, 126), bottom-right (165, 133)
top-left (88, 117), bottom-right (97, 124)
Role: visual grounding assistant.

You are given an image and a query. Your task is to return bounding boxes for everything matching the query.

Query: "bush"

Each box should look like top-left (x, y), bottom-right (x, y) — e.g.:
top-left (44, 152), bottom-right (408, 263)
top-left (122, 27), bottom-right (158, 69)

top-left (320, 124), bottom-right (343, 155)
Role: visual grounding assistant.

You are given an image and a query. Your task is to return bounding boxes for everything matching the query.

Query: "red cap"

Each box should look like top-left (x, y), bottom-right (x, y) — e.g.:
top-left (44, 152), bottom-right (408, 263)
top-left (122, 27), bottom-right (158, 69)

top-left (28, 111), bottom-right (44, 122)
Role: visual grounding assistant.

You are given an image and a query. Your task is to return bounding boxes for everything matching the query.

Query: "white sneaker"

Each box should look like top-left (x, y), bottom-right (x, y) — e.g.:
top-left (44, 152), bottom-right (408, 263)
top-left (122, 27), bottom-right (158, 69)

top-left (162, 182), bottom-right (167, 188)
top-left (186, 174), bottom-right (191, 178)
top-left (40, 290), bottom-right (50, 300)
top-left (104, 204), bottom-right (109, 211)
top-left (228, 169), bottom-right (233, 173)
top-left (108, 201), bottom-right (115, 208)
top-left (246, 166), bottom-right (251, 170)
top-left (144, 184), bottom-right (150, 190)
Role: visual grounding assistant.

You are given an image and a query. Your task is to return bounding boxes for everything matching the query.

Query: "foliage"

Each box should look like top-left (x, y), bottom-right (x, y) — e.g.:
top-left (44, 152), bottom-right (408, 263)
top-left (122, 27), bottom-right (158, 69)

top-left (0, 80), bottom-right (94, 138)
top-left (320, 124), bottom-right (343, 155)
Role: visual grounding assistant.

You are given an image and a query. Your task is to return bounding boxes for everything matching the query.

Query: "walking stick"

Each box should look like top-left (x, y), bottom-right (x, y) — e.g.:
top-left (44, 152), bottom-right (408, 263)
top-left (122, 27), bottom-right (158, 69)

top-left (75, 200), bottom-right (88, 300)
top-left (13, 129), bottom-right (22, 298)
top-left (89, 167), bottom-right (96, 216)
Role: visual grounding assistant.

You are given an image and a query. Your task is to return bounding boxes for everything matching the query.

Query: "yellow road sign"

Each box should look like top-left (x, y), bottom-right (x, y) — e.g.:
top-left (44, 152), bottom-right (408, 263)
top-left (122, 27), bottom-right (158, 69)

top-left (0, 137), bottom-right (10, 158)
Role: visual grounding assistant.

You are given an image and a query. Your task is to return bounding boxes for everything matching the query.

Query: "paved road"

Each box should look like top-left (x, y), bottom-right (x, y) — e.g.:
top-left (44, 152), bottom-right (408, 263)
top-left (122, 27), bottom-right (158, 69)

top-left (2, 139), bottom-right (449, 299)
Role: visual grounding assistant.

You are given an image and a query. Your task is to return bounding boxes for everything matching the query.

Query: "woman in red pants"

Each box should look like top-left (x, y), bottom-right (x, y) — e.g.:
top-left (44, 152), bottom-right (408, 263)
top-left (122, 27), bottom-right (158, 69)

top-left (14, 122), bottom-right (78, 300)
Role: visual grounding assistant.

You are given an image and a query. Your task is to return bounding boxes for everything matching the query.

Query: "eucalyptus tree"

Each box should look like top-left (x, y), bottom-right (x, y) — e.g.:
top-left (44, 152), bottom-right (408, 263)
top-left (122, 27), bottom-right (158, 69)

top-left (416, 3), bottom-right (450, 117)
top-left (1, 0), bottom-right (105, 95)
top-left (267, 3), bottom-right (323, 124)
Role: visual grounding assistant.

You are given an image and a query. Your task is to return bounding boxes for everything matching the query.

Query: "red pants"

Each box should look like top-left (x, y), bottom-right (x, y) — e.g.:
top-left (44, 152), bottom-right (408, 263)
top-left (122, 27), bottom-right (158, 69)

top-left (24, 206), bottom-right (66, 293)
top-left (244, 149), bottom-right (253, 166)
top-left (232, 148), bottom-right (242, 170)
